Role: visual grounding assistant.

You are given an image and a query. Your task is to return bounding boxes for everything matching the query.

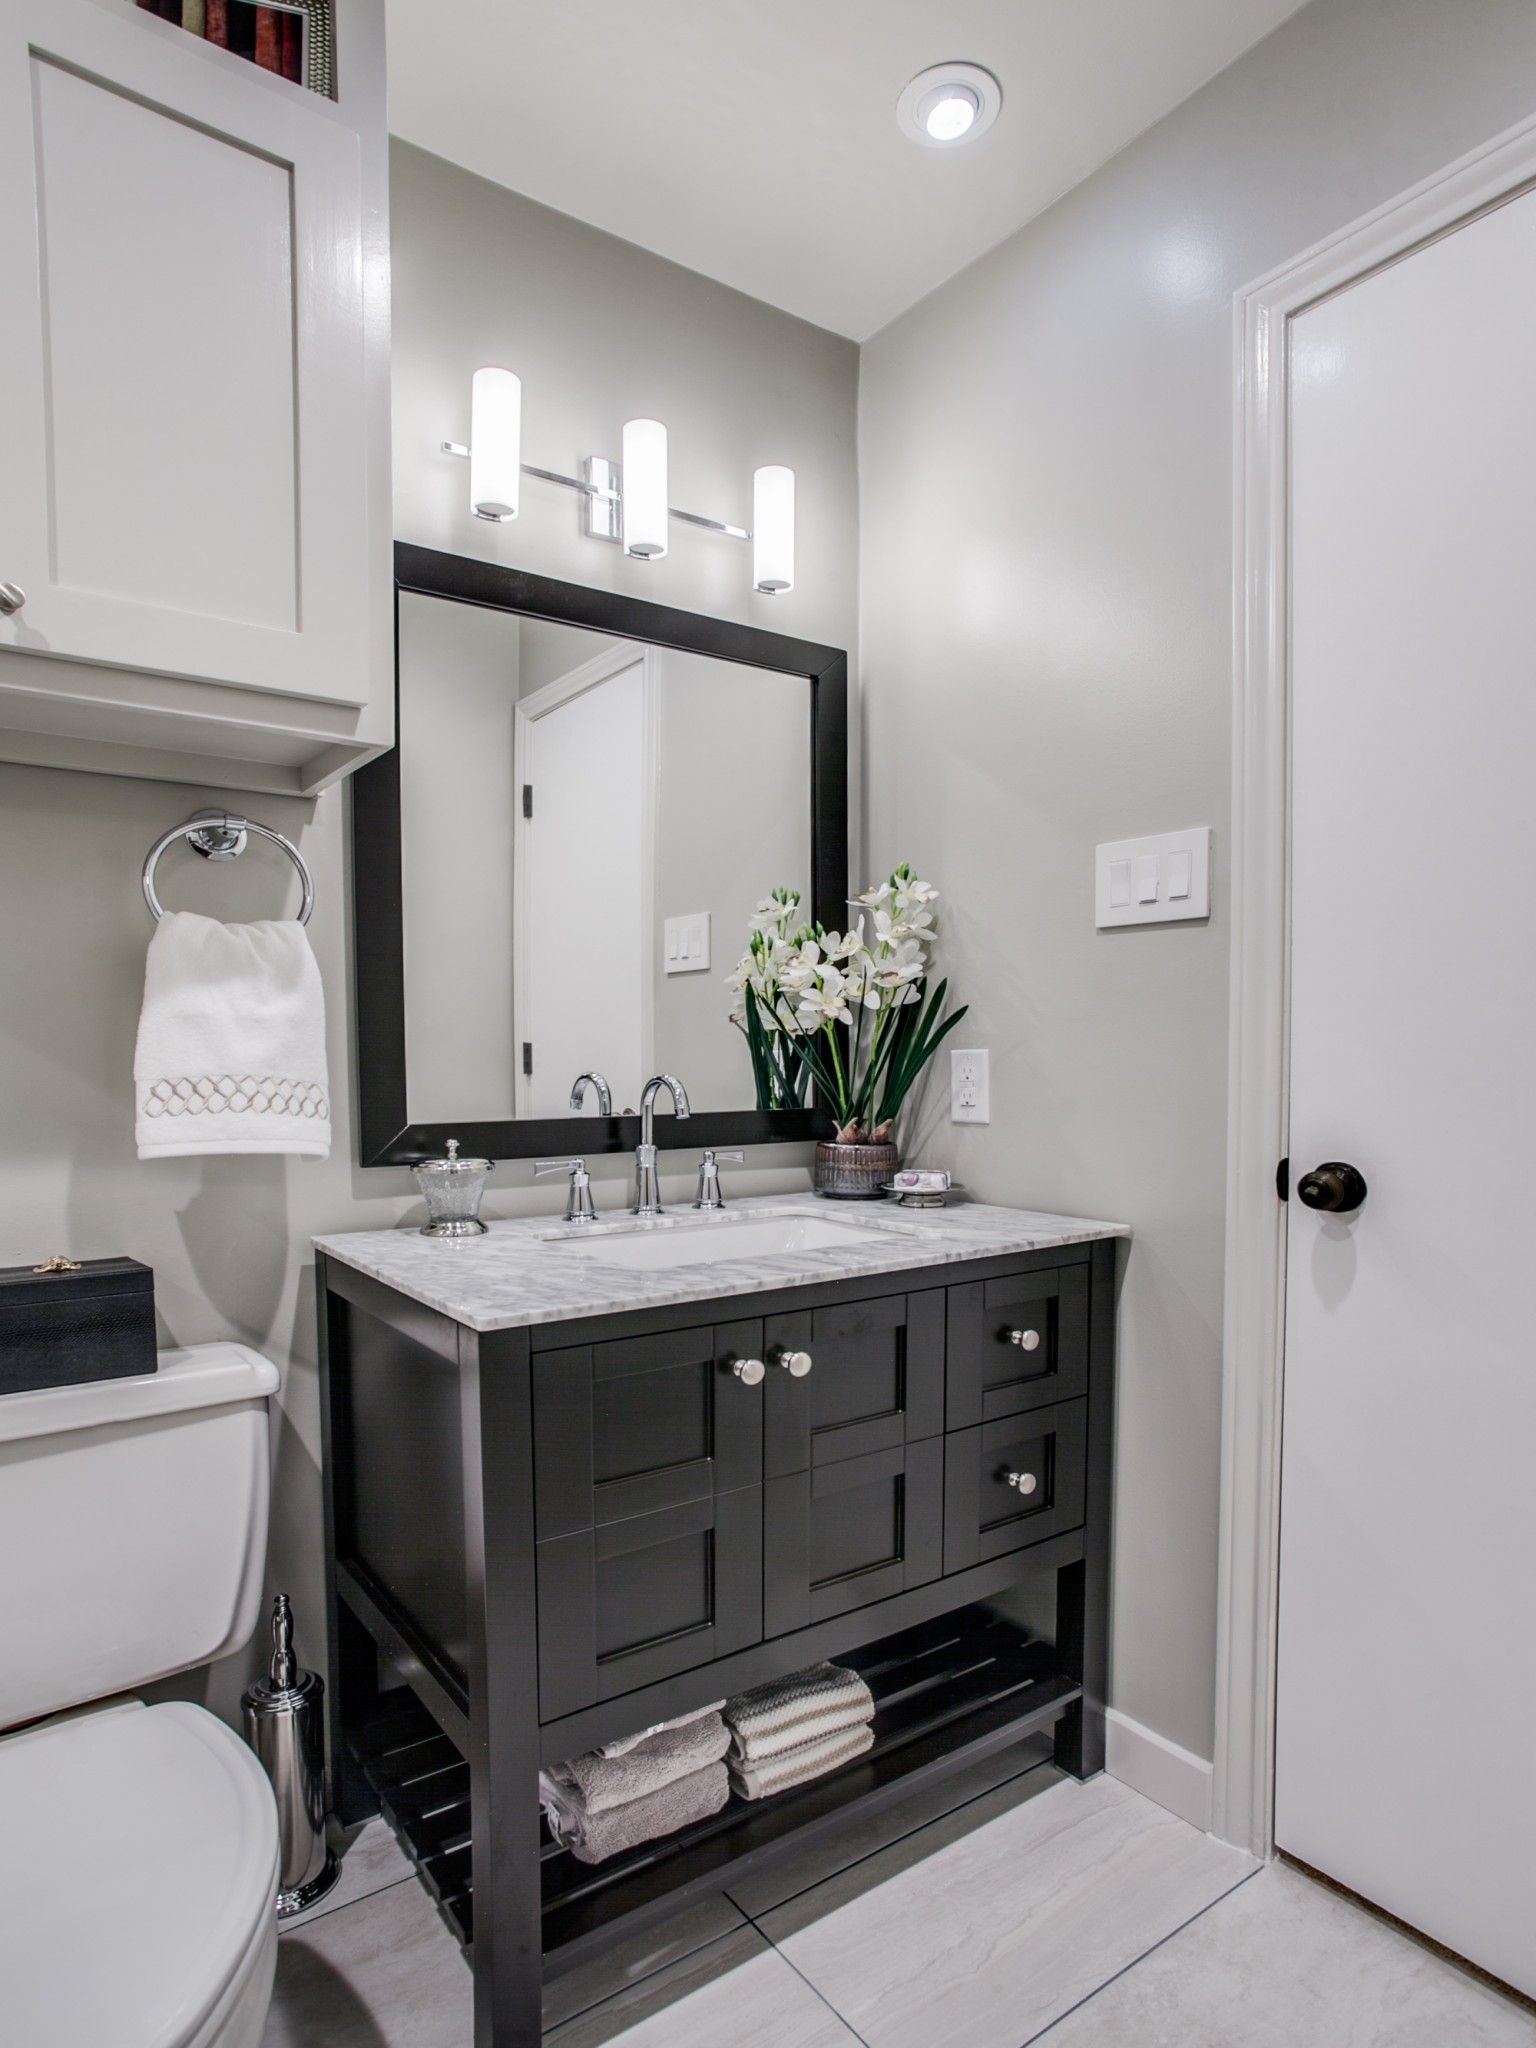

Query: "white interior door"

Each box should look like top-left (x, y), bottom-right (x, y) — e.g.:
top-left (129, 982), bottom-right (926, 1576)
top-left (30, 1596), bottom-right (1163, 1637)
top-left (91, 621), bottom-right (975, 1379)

top-left (517, 655), bottom-right (650, 1119)
top-left (1277, 182), bottom-right (1536, 1996)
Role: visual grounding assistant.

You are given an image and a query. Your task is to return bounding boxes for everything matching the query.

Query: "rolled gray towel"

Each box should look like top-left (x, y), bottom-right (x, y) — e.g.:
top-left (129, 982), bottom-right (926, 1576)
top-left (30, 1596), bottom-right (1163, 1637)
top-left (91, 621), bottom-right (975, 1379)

top-left (544, 1710), bottom-right (729, 1817)
top-left (543, 1759), bottom-right (729, 1864)
top-left (595, 1700), bottom-right (725, 1760)
top-left (730, 1720), bottom-right (875, 1801)
top-left (725, 1662), bottom-right (875, 1763)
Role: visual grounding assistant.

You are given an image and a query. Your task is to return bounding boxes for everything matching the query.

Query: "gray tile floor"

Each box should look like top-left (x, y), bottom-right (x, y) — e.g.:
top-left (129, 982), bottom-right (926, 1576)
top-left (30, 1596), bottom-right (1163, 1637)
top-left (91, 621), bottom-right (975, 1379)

top-left (261, 1761), bottom-right (1536, 2047)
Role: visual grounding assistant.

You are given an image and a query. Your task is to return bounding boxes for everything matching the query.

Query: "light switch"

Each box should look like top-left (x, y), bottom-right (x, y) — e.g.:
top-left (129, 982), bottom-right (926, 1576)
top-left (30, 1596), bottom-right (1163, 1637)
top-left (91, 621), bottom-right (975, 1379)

top-left (1095, 829), bottom-right (1211, 928)
top-left (663, 912), bottom-right (711, 974)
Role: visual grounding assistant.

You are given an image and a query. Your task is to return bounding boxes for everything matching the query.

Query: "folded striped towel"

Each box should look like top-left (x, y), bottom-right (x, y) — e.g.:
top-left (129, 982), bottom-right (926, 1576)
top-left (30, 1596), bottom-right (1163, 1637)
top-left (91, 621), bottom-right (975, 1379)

top-left (542, 1759), bottom-right (729, 1864)
top-left (724, 1662), bottom-right (875, 1764)
top-left (729, 1720), bottom-right (875, 1802)
top-left (541, 1710), bottom-right (728, 1819)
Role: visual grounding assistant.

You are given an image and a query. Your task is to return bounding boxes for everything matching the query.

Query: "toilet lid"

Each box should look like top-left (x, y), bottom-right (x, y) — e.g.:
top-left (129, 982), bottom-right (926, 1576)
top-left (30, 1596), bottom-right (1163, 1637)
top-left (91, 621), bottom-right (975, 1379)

top-left (0, 1700), bottom-right (279, 2048)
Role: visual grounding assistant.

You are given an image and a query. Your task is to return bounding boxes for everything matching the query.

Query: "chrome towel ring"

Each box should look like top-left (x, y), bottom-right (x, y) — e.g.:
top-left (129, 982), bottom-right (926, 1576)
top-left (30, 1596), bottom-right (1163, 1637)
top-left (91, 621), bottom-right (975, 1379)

top-left (142, 811), bottom-right (316, 925)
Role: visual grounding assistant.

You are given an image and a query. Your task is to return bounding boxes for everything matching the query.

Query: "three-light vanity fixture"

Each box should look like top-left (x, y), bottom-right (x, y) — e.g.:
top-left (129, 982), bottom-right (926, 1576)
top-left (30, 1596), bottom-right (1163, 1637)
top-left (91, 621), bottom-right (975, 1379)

top-left (443, 368), bottom-right (795, 595)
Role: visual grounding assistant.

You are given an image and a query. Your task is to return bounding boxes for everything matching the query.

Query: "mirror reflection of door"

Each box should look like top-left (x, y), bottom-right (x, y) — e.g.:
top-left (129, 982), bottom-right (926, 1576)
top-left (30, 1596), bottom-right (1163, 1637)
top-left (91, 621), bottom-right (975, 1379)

top-left (514, 646), bottom-right (654, 1118)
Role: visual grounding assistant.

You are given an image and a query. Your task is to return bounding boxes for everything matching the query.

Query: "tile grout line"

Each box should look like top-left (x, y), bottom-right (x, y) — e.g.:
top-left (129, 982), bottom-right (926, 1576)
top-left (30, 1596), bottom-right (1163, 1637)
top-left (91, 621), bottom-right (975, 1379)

top-left (277, 1868), bottom-right (419, 1936)
top-left (756, 1936), bottom-right (876, 2048)
top-left (1014, 1861), bottom-right (1265, 2047)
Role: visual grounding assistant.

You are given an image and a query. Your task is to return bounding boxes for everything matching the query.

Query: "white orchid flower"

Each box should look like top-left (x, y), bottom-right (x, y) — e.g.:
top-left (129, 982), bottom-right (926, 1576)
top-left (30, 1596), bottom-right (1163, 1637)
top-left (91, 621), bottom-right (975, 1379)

top-left (852, 878), bottom-right (895, 909)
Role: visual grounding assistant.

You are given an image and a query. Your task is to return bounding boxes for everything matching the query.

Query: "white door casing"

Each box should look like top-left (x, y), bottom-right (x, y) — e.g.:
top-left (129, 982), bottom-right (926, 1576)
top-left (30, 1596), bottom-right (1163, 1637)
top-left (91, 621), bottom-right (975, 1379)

top-left (1217, 107), bottom-right (1536, 1911)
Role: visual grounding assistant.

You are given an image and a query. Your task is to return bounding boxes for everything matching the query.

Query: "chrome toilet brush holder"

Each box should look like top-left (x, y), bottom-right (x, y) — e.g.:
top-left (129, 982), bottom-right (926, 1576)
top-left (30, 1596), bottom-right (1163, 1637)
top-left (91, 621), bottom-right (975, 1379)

top-left (242, 1593), bottom-right (340, 1917)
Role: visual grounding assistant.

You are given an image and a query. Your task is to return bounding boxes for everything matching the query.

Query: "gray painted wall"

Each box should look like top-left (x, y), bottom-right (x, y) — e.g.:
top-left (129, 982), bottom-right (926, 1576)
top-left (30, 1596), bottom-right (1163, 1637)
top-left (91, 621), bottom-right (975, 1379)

top-left (0, 141), bottom-right (858, 1716)
top-left (858, 0), bottom-right (1536, 1763)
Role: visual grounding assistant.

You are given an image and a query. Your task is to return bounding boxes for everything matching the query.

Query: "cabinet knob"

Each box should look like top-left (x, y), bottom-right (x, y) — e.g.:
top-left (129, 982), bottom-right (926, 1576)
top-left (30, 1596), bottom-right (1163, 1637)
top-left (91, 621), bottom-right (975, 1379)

top-left (0, 583), bottom-right (26, 616)
top-left (731, 1357), bottom-right (766, 1386)
top-left (774, 1348), bottom-right (813, 1378)
top-left (1005, 1470), bottom-right (1039, 1496)
top-left (1006, 1327), bottom-right (1041, 1351)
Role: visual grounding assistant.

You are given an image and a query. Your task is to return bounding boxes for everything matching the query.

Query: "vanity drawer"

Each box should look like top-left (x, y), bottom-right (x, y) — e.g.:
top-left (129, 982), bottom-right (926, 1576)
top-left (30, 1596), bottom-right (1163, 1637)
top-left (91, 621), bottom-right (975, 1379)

top-left (942, 1398), bottom-right (1088, 1572)
top-left (533, 1319), bottom-right (764, 1540)
top-left (945, 1264), bottom-right (1090, 1430)
top-left (762, 1289), bottom-right (945, 1479)
top-left (764, 1438), bottom-right (944, 1636)
top-left (535, 1485), bottom-right (763, 1719)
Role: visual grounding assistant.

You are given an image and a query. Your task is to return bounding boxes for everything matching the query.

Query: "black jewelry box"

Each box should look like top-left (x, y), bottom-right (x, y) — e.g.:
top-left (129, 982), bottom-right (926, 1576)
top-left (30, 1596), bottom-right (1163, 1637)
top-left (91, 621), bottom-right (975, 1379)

top-left (0, 1257), bottom-right (158, 1397)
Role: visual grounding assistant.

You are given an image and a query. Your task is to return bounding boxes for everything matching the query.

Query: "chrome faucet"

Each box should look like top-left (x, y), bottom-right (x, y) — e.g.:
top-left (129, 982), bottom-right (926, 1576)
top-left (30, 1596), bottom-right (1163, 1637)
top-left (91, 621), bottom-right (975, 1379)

top-left (569, 1071), bottom-right (613, 1116)
top-left (633, 1074), bottom-right (691, 1216)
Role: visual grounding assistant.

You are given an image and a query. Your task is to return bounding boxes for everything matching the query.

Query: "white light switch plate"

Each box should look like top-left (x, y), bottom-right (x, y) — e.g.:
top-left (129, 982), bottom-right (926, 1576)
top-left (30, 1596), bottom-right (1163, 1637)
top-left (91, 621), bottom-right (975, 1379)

top-left (950, 1047), bottom-right (989, 1124)
top-left (1095, 828), bottom-right (1211, 928)
top-left (663, 912), bottom-right (711, 974)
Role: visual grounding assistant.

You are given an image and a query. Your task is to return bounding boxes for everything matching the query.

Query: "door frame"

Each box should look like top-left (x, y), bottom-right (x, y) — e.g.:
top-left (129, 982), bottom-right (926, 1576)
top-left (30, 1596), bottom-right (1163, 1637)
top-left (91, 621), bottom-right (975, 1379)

top-left (1214, 108), bottom-right (1536, 1860)
top-left (511, 640), bottom-right (657, 1117)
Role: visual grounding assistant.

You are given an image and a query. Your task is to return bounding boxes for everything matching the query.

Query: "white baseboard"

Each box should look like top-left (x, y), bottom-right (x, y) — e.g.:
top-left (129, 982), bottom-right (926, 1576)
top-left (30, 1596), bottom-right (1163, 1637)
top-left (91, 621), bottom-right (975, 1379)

top-left (1106, 1709), bottom-right (1214, 1833)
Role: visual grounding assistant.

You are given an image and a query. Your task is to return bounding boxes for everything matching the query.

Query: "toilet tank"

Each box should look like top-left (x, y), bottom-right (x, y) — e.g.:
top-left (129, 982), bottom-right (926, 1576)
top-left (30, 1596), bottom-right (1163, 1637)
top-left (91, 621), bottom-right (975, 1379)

top-left (0, 1343), bottom-right (280, 1729)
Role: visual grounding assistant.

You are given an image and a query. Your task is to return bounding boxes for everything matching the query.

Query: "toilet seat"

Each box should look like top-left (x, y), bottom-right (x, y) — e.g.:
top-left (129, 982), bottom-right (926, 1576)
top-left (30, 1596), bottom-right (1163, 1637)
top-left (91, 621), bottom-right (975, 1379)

top-left (0, 1699), bottom-right (280, 2048)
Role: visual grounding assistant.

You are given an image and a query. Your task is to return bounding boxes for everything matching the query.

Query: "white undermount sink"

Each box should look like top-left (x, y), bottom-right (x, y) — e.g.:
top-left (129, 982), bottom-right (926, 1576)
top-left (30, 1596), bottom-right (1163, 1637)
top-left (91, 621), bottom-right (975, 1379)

top-left (541, 1210), bottom-right (914, 1273)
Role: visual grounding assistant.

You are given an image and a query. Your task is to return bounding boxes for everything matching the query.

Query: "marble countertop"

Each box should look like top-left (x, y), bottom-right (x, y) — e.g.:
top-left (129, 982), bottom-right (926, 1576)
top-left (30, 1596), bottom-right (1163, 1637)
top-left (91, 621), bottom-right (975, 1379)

top-left (315, 1193), bottom-right (1129, 1334)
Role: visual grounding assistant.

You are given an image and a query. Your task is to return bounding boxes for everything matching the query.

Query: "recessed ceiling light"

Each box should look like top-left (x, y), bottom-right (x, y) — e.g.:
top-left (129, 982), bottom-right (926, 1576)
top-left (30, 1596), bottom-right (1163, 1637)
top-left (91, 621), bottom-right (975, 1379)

top-left (897, 63), bottom-right (1002, 150)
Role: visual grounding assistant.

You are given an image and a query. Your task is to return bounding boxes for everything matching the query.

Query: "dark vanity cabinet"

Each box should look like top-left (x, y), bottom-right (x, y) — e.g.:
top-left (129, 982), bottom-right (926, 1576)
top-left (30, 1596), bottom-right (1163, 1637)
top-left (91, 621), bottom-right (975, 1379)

top-left (318, 1234), bottom-right (1117, 2048)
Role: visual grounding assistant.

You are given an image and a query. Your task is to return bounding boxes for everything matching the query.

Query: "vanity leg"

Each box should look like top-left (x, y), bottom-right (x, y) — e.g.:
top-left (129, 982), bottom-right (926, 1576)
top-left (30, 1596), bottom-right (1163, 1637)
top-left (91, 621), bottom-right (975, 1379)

top-left (1054, 1237), bottom-right (1118, 1780)
top-left (462, 1326), bottom-right (544, 2047)
top-left (317, 1256), bottom-right (381, 1827)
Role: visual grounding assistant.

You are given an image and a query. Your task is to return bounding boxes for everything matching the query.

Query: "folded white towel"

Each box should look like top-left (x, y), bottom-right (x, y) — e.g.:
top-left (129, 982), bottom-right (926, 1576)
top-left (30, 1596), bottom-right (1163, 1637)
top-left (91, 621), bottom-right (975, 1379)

top-left (134, 911), bottom-right (330, 1160)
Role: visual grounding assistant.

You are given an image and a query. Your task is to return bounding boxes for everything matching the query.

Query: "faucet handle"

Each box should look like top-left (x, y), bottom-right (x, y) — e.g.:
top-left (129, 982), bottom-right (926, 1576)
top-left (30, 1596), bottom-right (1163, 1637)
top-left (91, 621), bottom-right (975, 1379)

top-left (693, 1149), bottom-right (744, 1211)
top-left (535, 1157), bottom-right (597, 1224)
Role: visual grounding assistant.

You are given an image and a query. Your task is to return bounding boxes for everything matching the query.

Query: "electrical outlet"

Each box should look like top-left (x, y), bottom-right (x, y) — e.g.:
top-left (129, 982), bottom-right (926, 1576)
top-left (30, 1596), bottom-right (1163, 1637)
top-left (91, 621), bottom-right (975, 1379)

top-left (950, 1047), bottom-right (989, 1124)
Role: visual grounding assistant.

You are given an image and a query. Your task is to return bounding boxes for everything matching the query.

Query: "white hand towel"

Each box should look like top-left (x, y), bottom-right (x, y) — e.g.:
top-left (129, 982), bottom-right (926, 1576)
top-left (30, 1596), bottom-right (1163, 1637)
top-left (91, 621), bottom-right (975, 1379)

top-left (134, 911), bottom-right (330, 1159)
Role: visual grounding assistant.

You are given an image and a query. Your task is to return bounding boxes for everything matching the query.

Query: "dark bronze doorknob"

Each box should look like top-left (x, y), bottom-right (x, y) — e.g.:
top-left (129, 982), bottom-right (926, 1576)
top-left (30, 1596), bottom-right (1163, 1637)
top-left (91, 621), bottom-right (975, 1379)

top-left (1296, 1161), bottom-right (1368, 1213)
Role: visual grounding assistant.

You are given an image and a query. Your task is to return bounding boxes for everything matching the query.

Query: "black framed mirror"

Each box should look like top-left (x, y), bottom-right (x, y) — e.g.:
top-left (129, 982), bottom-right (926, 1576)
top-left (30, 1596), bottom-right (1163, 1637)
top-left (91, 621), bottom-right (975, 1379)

top-left (351, 543), bottom-right (849, 1166)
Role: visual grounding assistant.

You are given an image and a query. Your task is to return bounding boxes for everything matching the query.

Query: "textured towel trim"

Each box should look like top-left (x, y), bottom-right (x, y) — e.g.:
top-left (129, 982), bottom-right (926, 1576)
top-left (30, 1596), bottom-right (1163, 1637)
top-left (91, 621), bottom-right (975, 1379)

top-left (729, 1720), bottom-right (875, 1801)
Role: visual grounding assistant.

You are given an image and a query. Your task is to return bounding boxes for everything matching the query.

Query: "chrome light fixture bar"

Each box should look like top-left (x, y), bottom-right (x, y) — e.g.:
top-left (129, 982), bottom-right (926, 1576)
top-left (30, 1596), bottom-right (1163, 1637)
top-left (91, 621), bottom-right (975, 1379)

top-left (442, 370), bottom-right (793, 592)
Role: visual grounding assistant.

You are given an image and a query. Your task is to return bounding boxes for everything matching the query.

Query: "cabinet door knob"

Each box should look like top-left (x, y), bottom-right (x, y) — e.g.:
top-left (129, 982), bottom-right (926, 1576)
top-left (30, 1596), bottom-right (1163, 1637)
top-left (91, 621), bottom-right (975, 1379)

top-left (774, 1348), bottom-right (813, 1378)
top-left (731, 1357), bottom-right (766, 1385)
top-left (0, 583), bottom-right (26, 615)
top-left (1006, 1327), bottom-right (1041, 1351)
top-left (1005, 1470), bottom-right (1039, 1495)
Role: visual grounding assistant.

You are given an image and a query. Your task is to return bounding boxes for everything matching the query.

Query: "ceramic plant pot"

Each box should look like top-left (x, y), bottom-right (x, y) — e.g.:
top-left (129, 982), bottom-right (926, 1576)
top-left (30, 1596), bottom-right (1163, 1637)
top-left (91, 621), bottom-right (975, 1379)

top-left (813, 1139), bottom-right (900, 1200)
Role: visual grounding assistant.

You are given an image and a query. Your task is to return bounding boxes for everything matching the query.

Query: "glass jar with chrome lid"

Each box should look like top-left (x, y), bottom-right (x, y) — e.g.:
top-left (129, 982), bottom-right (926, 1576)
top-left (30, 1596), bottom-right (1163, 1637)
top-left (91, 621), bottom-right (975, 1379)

top-left (412, 1138), bottom-right (494, 1237)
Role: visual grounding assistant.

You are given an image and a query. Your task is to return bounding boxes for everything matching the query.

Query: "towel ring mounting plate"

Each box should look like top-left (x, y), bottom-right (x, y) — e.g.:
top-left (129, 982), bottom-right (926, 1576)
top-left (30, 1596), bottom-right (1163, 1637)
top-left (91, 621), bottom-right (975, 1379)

top-left (142, 810), bottom-right (315, 925)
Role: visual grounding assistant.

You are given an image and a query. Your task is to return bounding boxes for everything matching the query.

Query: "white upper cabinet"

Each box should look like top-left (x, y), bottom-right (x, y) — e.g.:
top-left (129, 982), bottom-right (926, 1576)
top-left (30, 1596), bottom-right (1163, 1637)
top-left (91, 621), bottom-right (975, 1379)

top-left (0, 0), bottom-right (392, 793)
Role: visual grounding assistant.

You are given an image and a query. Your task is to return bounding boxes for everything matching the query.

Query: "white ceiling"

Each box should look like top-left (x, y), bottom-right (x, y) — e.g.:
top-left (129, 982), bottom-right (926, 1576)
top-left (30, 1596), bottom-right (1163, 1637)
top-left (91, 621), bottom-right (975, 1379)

top-left (385, 0), bottom-right (1310, 341)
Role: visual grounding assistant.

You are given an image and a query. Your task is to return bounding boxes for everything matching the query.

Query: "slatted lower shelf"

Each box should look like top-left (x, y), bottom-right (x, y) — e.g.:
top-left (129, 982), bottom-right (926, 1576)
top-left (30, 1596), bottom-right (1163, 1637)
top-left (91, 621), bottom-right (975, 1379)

top-left (353, 1605), bottom-right (1077, 1969)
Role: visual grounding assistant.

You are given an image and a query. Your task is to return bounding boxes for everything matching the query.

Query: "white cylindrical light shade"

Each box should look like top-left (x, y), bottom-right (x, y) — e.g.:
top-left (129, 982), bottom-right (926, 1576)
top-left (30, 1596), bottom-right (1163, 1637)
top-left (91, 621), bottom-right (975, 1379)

top-left (470, 368), bottom-right (521, 521)
top-left (753, 465), bottom-right (795, 593)
top-left (622, 418), bottom-right (669, 559)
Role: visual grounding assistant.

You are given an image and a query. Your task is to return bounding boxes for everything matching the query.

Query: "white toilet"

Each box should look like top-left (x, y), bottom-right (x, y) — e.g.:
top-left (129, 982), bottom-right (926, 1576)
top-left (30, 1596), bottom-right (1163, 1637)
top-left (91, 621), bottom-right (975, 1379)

top-left (0, 1343), bottom-right (285, 2048)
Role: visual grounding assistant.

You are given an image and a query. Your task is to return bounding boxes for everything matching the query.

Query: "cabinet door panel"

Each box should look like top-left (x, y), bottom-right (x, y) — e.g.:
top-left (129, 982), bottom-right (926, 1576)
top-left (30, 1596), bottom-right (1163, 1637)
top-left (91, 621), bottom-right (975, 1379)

top-left (536, 1485), bottom-right (763, 1719)
top-left (945, 1265), bottom-right (1089, 1430)
top-left (533, 1320), bottom-right (762, 1539)
top-left (764, 1289), bottom-right (944, 1478)
top-left (0, 0), bottom-right (371, 706)
top-left (943, 1399), bottom-right (1088, 1572)
top-left (764, 1438), bottom-right (943, 1637)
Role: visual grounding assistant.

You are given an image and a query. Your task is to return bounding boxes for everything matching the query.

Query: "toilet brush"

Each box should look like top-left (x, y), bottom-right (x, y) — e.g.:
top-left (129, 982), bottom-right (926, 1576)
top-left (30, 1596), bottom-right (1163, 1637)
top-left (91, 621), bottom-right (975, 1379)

top-left (242, 1593), bottom-right (340, 1917)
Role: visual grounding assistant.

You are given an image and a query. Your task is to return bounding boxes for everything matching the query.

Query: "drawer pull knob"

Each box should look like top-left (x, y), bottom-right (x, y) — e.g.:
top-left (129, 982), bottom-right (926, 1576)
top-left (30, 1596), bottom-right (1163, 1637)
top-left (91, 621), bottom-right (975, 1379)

top-left (1005, 1470), bottom-right (1039, 1496)
top-left (731, 1357), bottom-right (766, 1385)
top-left (1007, 1327), bottom-right (1041, 1351)
top-left (0, 582), bottom-right (26, 615)
top-left (774, 1348), bottom-right (814, 1378)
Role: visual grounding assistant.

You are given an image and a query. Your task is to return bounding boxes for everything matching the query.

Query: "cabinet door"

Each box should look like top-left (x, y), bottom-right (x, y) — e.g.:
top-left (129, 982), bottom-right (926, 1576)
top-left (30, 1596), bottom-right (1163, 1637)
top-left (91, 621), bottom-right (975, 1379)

top-left (763, 1290), bottom-right (945, 1479)
top-left (764, 1439), bottom-right (943, 1636)
top-left (532, 1319), bottom-right (763, 1539)
top-left (945, 1264), bottom-right (1089, 1430)
top-left (943, 1399), bottom-right (1088, 1572)
top-left (536, 1488), bottom-right (763, 1719)
top-left (0, 0), bottom-right (372, 706)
